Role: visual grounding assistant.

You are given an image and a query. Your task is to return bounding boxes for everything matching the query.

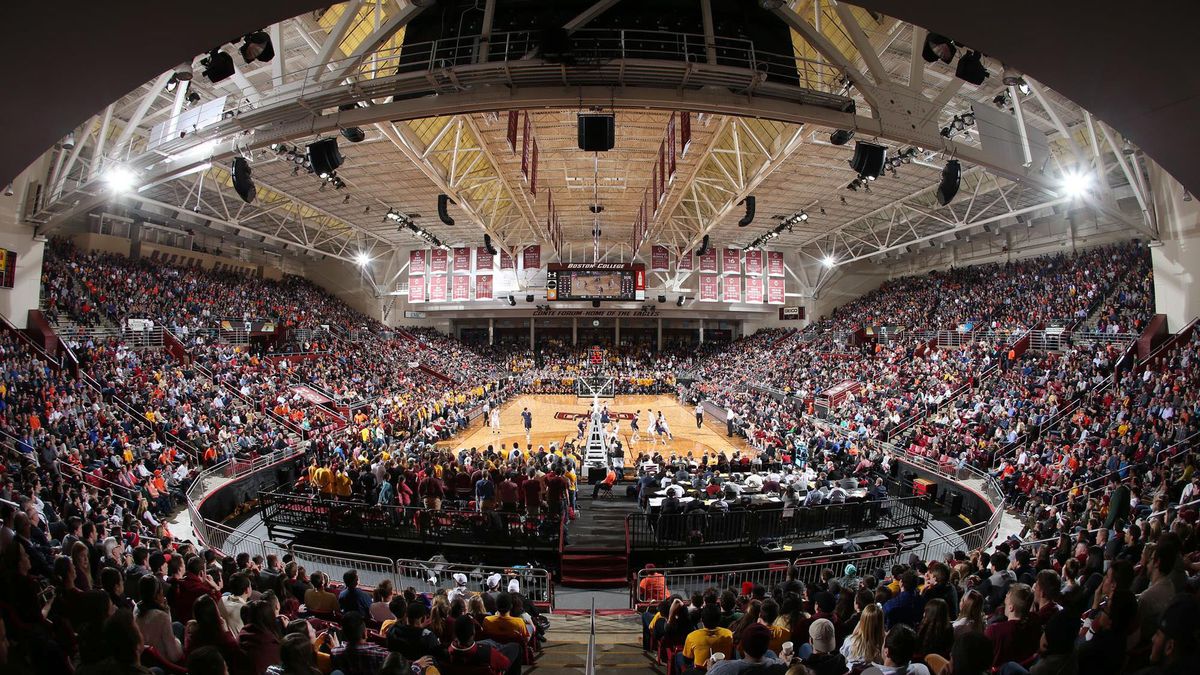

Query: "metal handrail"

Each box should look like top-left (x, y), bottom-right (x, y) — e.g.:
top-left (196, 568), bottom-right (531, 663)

top-left (585, 599), bottom-right (596, 675)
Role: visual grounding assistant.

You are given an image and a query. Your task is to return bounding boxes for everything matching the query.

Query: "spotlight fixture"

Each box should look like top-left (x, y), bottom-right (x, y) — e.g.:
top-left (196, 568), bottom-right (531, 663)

top-left (200, 49), bottom-right (235, 83)
top-left (922, 33), bottom-right (956, 64)
top-left (337, 104), bottom-right (365, 143)
top-left (103, 165), bottom-right (138, 193)
top-left (940, 112), bottom-right (977, 139)
top-left (343, 194), bottom-right (351, 204)
top-left (1059, 171), bottom-right (1092, 198)
top-left (173, 62), bottom-right (194, 81)
top-left (1000, 65), bottom-right (1025, 87)
top-left (822, 255), bottom-right (836, 268)
top-left (830, 129), bottom-right (855, 146)
top-left (657, 295), bottom-right (666, 303)
top-left (355, 252), bottom-right (371, 267)
top-left (676, 296), bottom-right (685, 306)
top-left (239, 31), bottom-right (274, 63)
top-left (62, 132), bottom-right (75, 150)
top-left (508, 295), bottom-right (517, 306)
top-left (186, 92), bottom-right (201, 105)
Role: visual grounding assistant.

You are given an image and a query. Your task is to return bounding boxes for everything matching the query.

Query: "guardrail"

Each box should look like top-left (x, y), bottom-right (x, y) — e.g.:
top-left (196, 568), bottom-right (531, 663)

top-left (585, 599), bottom-right (597, 675)
top-left (630, 546), bottom-right (900, 608)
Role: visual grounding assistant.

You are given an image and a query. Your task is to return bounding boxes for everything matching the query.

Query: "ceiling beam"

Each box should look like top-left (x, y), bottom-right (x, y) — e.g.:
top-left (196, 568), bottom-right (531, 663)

top-left (320, 0), bottom-right (426, 85)
top-left (563, 0), bottom-right (623, 34)
top-left (771, 5), bottom-right (882, 113)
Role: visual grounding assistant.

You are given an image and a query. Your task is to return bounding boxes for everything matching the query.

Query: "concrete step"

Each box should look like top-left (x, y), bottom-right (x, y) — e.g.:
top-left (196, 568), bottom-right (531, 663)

top-left (532, 614), bottom-right (657, 675)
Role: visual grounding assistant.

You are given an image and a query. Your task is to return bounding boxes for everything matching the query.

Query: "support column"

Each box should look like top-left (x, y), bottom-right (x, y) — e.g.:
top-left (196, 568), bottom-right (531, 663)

top-left (529, 319), bottom-right (536, 349)
top-left (699, 319), bottom-right (705, 344)
top-left (572, 317), bottom-right (578, 345)
top-left (615, 317), bottom-right (620, 345)
top-left (657, 318), bottom-right (663, 351)
top-left (488, 318), bottom-right (494, 346)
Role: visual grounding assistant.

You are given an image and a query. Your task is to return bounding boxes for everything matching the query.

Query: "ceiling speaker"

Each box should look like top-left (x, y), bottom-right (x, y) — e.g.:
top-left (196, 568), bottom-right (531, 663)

top-left (306, 138), bottom-right (343, 176)
top-left (578, 114), bottom-right (615, 152)
top-left (438, 194), bottom-right (455, 226)
top-left (848, 141), bottom-right (887, 179)
top-left (937, 160), bottom-right (961, 206)
top-left (737, 196), bottom-right (756, 227)
top-left (484, 234), bottom-right (497, 255)
top-left (231, 157), bottom-right (256, 204)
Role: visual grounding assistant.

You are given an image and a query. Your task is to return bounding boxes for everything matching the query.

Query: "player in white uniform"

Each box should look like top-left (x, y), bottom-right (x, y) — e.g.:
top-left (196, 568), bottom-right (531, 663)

top-left (489, 407), bottom-right (501, 434)
top-left (657, 411), bottom-right (673, 442)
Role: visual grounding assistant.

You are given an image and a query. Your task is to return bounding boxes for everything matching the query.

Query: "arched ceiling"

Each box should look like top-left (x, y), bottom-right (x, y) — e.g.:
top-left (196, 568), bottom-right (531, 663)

top-left (848, 0), bottom-right (1200, 201)
top-left (0, 0), bottom-right (331, 186)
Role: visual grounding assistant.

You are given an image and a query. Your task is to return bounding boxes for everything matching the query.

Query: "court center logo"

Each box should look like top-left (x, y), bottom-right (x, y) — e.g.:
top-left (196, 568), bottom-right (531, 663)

top-left (554, 411), bottom-right (637, 421)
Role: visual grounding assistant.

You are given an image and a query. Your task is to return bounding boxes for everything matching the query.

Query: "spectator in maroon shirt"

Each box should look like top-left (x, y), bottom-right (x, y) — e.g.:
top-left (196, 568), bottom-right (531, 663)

top-left (418, 474), bottom-right (445, 511)
top-left (497, 475), bottom-right (519, 512)
top-left (447, 615), bottom-right (517, 675)
top-left (984, 583), bottom-right (1041, 670)
top-left (171, 556), bottom-right (221, 623)
top-left (544, 469), bottom-right (567, 516)
top-left (520, 468), bottom-right (542, 516)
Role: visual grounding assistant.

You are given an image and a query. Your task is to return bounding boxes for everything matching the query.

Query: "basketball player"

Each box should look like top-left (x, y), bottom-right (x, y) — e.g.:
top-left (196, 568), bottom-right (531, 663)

top-left (630, 409), bottom-right (642, 444)
top-left (657, 411), bottom-right (673, 442)
top-left (521, 407), bottom-right (532, 440)
top-left (489, 407), bottom-right (501, 434)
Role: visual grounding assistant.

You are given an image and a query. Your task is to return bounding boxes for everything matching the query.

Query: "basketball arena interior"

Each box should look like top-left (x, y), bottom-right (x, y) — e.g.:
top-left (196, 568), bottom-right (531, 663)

top-left (1, 2), bottom-right (1199, 675)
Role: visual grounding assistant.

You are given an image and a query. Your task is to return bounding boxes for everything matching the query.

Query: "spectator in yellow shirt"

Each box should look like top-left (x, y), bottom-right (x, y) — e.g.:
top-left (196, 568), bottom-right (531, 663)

top-left (481, 593), bottom-right (528, 643)
top-left (683, 605), bottom-right (733, 671)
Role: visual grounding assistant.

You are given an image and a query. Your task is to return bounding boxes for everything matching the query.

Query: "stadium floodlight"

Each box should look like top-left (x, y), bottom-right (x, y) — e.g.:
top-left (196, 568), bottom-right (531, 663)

top-left (822, 255), bottom-right (836, 268)
top-left (1059, 171), bottom-right (1092, 198)
top-left (355, 252), bottom-right (371, 267)
top-left (103, 165), bottom-right (138, 193)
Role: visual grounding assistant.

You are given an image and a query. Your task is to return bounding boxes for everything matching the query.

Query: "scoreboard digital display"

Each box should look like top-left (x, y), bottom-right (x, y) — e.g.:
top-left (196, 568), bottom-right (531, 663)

top-left (546, 263), bottom-right (646, 301)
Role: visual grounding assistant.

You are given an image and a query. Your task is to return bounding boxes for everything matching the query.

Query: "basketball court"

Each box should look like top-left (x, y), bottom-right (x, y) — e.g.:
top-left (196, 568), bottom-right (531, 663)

top-left (445, 394), bottom-right (755, 460)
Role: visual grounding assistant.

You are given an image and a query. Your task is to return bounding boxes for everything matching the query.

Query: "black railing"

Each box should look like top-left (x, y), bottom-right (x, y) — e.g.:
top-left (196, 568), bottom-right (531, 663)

top-left (626, 496), bottom-right (928, 552)
top-left (261, 491), bottom-right (563, 551)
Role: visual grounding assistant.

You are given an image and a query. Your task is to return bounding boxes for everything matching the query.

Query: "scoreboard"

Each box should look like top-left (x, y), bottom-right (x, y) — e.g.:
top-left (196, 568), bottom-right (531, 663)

top-left (546, 263), bottom-right (646, 301)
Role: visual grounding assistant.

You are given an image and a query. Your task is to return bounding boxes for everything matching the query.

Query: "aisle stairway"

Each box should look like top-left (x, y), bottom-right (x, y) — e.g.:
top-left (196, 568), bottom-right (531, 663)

top-left (561, 499), bottom-right (633, 588)
top-left (533, 613), bottom-right (657, 674)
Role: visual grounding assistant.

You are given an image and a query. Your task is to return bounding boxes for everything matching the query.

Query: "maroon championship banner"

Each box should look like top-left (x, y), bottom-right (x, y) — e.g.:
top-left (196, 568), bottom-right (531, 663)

top-left (530, 139), bottom-right (538, 195)
top-left (500, 248), bottom-right (515, 270)
top-left (429, 275), bottom-right (448, 302)
top-left (723, 276), bottom-right (741, 303)
top-left (767, 276), bottom-right (785, 304)
top-left (452, 275), bottom-right (470, 301)
top-left (680, 111), bottom-right (691, 155)
top-left (523, 245), bottom-right (541, 269)
top-left (668, 113), bottom-right (677, 179)
top-left (476, 246), bottom-right (495, 270)
top-left (409, 249), bottom-right (426, 274)
top-left (521, 112), bottom-right (531, 178)
top-left (699, 273), bottom-right (719, 301)
top-left (651, 245), bottom-right (670, 272)
top-left (745, 276), bottom-right (763, 303)
top-left (430, 248), bottom-right (448, 273)
top-left (506, 111), bottom-right (518, 153)
top-left (722, 248), bottom-right (740, 274)
top-left (698, 248), bottom-right (718, 272)
top-left (658, 143), bottom-right (667, 200)
top-left (767, 250), bottom-right (785, 276)
top-left (408, 275), bottom-right (425, 302)
top-left (475, 274), bottom-right (493, 301)
top-left (452, 247), bottom-right (470, 272)
top-left (677, 248), bottom-right (693, 272)
top-left (745, 249), bottom-right (763, 275)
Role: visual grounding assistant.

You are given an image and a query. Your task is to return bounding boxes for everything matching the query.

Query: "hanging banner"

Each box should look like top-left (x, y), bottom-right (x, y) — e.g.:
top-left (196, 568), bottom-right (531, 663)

top-left (698, 248), bottom-right (718, 272)
top-left (429, 275), bottom-right (448, 302)
top-left (506, 111), bottom-right (518, 153)
top-left (722, 248), bottom-right (741, 274)
top-left (409, 249), bottom-right (426, 275)
top-left (723, 276), bottom-right (741, 303)
top-left (668, 113), bottom-right (677, 180)
top-left (651, 245), bottom-right (671, 272)
top-left (452, 247), bottom-right (471, 272)
top-left (677, 248), bottom-right (693, 272)
top-left (500, 248), bottom-right (515, 270)
top-left (767, 250), bottom-right (785, 276)
top-left (699, 273), bottom-right (719, 302)
top-left (680, 111), bottom-right (691, 155)
top-left (452, 275), bottom-right (470, 301)
top-left (476, 246), bottom-right (495, 270)
top-left (745, 276), bottom-right (764, 303)
top-left (475, 274), bottom-right (493, 300)
top-left (530, 139), bottom-right (538, 195)
top-left (744, 249), bottom-right (763, 275)
top-left (767, 277), bottom-right (785, 304)
top-left (521, 112), bottom-right (531, 178)
top-left (658, 143), bottom-right (667, 201)
top-left (523, 245), bottom-right (541, 270)
top-left (408, 275), bottom-right (425, 302)
top-left (430, 248), bottom-right (448, 273)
